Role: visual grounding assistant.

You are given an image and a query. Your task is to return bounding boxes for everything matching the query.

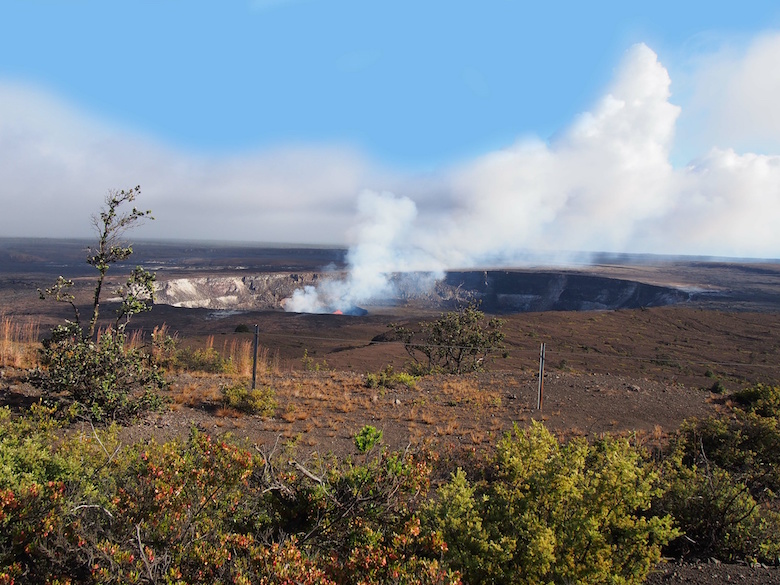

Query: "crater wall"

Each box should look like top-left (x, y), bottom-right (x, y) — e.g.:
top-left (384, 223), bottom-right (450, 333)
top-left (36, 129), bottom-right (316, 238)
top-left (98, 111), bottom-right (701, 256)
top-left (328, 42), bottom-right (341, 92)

top-left (153, 270), bottom-right (689, 313)
top-left (444, 271), bottom-right (690, 312)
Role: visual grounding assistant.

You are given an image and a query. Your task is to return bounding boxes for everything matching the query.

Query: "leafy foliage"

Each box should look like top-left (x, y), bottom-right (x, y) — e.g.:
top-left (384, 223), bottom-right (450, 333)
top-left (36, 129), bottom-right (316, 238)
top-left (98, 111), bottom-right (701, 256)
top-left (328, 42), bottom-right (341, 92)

top-left (37, 324), bottom-right (166, 422)
top-left (656, 445), bottom-right (780, 563)
top-left (301, 349), bottom-right (330, 372)
top-left (221, 381), bottom-right (277, 416)
top-left (0, 408), bottom-right (458, 584)
top-left (390, 303), bottom-right (506, 375)
top-left (426, 421), bottom-right (678, 585)
top-left (353, 425), bottom-right (383, 453)
top-left (35, 187), bottom-right (163, 422)
top-left (83, 186), bottom-right (155, 338)
top-left (653, 387), bottom-right (780, 562)
top-left (252, 443), bottom-right (456, 584)
top-left (364, 364), bottom-right (418, 390)
top-left (0, 404), bottom-right (122, 583)
top-left (5, 382), bottom-right (780, 582)
top-left (731, 383), bottom-right (780, 418)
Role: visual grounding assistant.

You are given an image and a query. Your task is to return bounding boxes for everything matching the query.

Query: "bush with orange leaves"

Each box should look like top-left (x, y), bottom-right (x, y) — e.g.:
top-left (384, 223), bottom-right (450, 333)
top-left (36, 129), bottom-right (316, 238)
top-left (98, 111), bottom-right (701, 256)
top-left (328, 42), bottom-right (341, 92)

top-left (0, 404), bottom-right (458, 584)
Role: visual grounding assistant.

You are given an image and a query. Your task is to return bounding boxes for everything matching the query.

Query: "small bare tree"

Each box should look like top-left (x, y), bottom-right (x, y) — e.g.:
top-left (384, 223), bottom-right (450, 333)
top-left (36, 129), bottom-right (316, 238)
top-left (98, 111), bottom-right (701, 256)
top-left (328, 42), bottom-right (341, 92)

top-left (40, 185), bottom-right (156, 339)
top-left (36, 187), bottom-right (164, 422)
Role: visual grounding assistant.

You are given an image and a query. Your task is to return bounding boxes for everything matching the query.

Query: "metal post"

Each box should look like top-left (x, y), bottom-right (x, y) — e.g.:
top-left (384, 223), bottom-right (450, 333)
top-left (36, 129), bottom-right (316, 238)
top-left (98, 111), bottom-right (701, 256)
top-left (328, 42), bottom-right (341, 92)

top-left (537, 342), bottom-right (546, 410)
top-left (251, 324), bottom-right (259, 390)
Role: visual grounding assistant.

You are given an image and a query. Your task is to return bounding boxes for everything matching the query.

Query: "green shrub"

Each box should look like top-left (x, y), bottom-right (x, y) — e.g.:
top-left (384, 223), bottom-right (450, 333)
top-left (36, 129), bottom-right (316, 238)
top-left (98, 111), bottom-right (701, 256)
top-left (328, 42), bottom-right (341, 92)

top-left (426, 421), bottom-right (678, 585)
top-left (656, 447), bottom-right (780, 562)
top-left (389, 303), bottom-right (506, 375)
top-left (221, 381), bottom-right (277, 416)
top-left (35, 187), bottom-right (165, 423)
top-left (710, 379), bottom-right (726, 393)
top-left (732, 383), bottom-right (780, 418)
top-left (655, 407), bottom-right (780, 562)
top-left (301, 349), bottom-right (329, 372)
top-left (253, 445), bottom-right (455, 584)
top-left (0, 404), bottom-right (123, 583)
top-left (0, 403), bottom-right (460, 584)
top-left (354, 425), bottom-right (383, 453)
top-left (35, 324), bottom-right (166, 422)
top-left (364, 365), bottom-right (418, 390)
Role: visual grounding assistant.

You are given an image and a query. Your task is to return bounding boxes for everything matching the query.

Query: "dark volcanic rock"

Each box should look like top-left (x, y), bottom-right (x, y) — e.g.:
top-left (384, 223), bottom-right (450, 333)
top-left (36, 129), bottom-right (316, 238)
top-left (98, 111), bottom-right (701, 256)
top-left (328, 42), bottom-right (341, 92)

top-left (445, 271), bottom-right (689, 313)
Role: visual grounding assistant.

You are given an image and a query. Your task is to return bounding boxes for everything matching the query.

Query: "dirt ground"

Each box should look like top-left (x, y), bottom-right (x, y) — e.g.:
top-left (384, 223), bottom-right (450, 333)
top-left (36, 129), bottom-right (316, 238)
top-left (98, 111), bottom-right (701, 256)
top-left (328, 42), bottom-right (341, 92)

top-left (645, 561), bottom-right (780, 584)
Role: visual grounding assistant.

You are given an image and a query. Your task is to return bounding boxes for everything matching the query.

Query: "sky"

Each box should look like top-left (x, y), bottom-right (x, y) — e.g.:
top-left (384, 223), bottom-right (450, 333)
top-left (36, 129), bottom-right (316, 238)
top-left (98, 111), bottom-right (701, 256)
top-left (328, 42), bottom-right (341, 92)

top-left (3, 0), bottom-right (780, 265)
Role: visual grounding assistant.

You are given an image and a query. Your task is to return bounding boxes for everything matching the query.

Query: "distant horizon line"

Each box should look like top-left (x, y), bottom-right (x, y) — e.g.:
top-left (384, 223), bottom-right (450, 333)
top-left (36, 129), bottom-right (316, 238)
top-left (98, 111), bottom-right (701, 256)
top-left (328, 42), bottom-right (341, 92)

top-left (1, 236), bottom-right (777, 265)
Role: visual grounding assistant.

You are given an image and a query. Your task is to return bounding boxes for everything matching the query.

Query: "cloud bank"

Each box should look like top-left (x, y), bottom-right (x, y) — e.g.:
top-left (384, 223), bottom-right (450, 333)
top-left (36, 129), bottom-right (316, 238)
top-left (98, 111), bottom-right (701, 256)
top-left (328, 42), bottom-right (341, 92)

top-left (2, 37), bottom-right (780, 290)
top-left (436, 42), bottom-right (780, 261)
top-left (282, 41), bottom-right (780, 311)
top-left (0, 82), bottom-right (377, 243)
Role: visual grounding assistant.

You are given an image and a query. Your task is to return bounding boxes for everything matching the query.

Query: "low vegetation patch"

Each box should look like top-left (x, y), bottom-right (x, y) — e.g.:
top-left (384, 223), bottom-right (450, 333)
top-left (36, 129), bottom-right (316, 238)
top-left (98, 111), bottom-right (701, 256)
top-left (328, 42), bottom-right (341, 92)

top-left (2, 379), bottom-right (780, 582)
top-left (364, 364), bottom-right (418, 390)
top-left (654, 384), bottom-right (780, 563)
top-left (353, 424), bottom-right (383, 453)
top-left (35, 325), bottom-right (167, 422)
top-left (220, 381), bottom-right (277, 416)
top-left (428, 421), bottom-right (678, 585)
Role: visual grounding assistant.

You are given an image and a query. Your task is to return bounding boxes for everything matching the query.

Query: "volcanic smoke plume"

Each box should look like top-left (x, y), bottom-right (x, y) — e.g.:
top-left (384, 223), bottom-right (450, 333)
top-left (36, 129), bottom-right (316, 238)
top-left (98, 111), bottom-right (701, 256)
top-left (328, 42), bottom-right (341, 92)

top-left (5, 40), bottom-right (778, 306)
top-left (283, 190), bottom-right (442, 314)
top-left (285, 42), bottom-right (780, 313)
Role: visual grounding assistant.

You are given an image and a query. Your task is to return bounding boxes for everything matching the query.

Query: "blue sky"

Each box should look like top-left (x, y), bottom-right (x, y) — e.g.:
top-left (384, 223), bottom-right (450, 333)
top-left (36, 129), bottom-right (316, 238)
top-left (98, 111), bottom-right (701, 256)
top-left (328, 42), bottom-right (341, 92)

top-left (5, 0), bottom-right (779, 166)
top-left (3, 1), bottom-right (780, 261)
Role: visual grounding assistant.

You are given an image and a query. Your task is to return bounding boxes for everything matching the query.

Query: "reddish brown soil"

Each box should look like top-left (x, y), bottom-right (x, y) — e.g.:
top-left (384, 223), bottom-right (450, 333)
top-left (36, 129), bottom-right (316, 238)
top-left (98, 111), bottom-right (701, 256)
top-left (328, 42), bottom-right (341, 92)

top-left (645, 561), bottom-right (780, 584)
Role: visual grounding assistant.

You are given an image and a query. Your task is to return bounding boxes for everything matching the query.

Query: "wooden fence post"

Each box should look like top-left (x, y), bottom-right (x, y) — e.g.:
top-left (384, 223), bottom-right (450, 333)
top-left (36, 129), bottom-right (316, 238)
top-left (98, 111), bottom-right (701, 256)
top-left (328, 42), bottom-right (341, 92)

top-left (251, 324), bottom-right (259, 390)
top-left (537, 342), bottom-right (546, 410)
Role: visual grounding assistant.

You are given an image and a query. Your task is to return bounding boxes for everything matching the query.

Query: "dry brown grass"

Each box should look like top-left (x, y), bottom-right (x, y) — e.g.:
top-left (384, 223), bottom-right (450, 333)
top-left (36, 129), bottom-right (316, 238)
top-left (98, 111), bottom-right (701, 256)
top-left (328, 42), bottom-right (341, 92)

top-left (439, 377), bottom-right (503, 411)
top-left (435, 418), bottom-right (459, 436)
top-left (216, 406), bottom-right (243, 419)
top-left (168, 383), bottom-right (202, 407)
top-left (420, 410), bottom-right (438, 425)
top-left (167, 380), bottom-right (223, 407)
top-left (91, 356), bottom-right (703, 459)
top-left (0, 314), bottom-right (40, 369)
top-left (488, 417), bottom-right (504, 431)
top-left (280, 407), bottom-right (298, 423)
top-left (335, 391), bottom-right (356, 413)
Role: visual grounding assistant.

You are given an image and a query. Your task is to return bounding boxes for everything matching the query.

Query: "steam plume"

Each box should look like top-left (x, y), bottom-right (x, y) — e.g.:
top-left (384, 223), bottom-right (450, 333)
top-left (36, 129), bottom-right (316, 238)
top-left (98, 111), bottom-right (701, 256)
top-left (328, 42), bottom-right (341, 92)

top-left (284, 43), bottom-right (780, 312)
top-left (284, 190), bottom-right (442, 313)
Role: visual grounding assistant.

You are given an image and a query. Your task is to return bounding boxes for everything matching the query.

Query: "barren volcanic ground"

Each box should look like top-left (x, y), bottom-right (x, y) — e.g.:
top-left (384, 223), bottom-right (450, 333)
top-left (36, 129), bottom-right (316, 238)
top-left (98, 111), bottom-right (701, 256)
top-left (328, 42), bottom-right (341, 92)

top-left (3, 239), bottom-right (780, 584)
top-left (3, 238), bottom-right (780, 443)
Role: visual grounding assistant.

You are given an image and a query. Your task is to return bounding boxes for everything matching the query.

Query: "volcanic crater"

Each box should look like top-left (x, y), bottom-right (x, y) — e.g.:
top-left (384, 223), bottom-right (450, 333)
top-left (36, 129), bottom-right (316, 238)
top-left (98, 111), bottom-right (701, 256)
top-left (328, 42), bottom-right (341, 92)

top-left (152, 269), bottom-right (691, 314)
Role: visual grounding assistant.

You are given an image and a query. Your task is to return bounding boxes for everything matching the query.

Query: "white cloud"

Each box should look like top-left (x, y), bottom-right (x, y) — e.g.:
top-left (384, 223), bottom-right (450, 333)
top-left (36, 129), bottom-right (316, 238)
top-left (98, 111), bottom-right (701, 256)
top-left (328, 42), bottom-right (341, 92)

top-left (3, 38), bottom-right (780, 272)
top-left (437, 44), bottom-right (683, 261)
top-left (0, 80), bottom-right (378, 243)
top-left (682, 32), bottom-right (780, 155)
top-left (425, 43), bottom-right (780, 262)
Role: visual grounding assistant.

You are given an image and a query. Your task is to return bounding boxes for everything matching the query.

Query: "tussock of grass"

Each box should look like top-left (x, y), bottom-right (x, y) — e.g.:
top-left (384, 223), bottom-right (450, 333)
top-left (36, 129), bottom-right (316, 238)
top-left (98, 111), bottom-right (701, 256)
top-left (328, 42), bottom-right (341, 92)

top-left (220, 381), bottom-right (277, 417)
top-left (0, 314), bottom-right (40, 369)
